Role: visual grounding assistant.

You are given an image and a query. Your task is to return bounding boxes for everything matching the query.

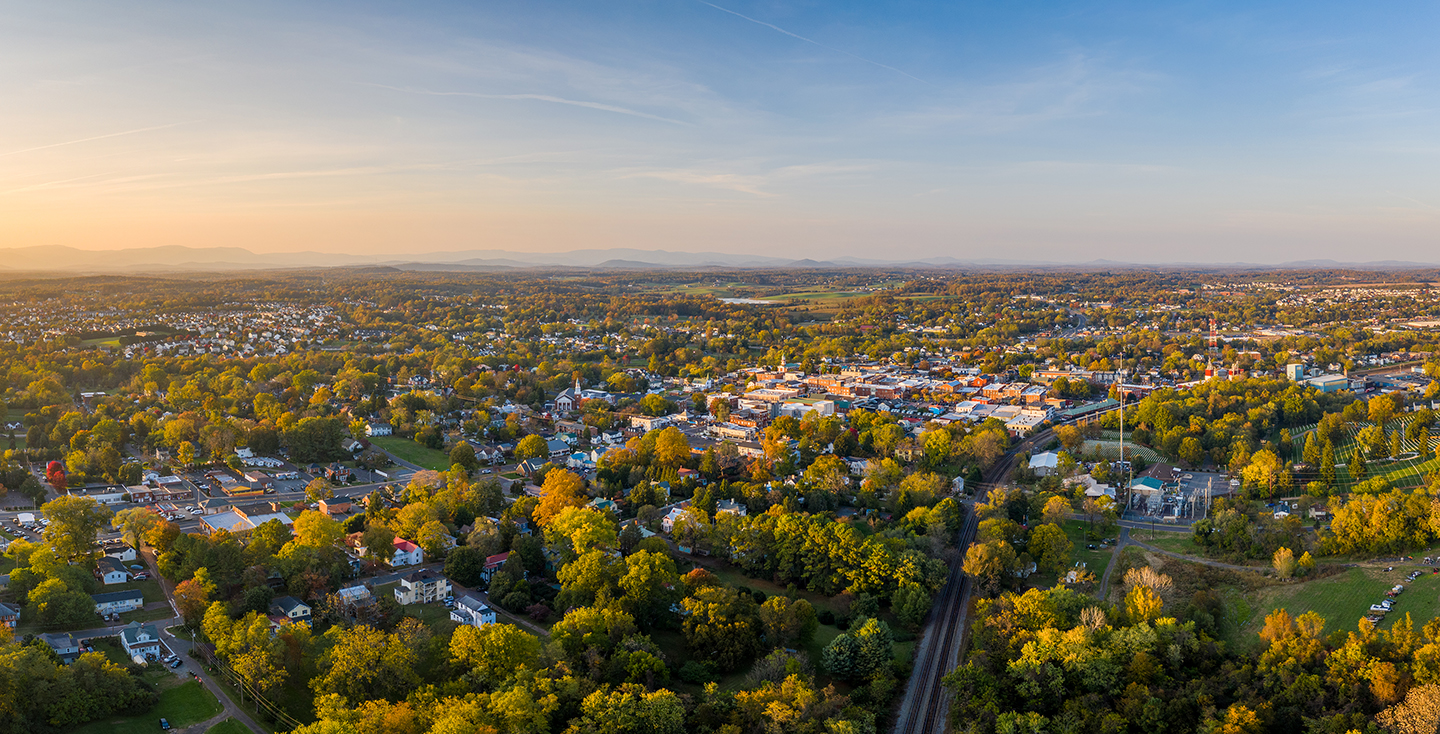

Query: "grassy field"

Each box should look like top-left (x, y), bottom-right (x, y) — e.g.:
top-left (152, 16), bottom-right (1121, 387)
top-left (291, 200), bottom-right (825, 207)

top-left (206, 719), bottom-right (251, 734)
top-left (1141, 532), bottom-right (1203, 555)
top-left (1243, 565), bottom-right (1440, 642)
top-left (71, 677), bottom-right (222, 734)
top-left (1060, 520), bottom-right (1116, 574)
top-left (370, 436), bottom-right (452, 471)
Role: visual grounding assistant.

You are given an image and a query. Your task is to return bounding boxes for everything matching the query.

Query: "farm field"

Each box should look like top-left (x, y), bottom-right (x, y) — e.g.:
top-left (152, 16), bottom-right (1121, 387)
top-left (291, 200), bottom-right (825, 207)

top-left (369, 435), bottom-right (452, 471)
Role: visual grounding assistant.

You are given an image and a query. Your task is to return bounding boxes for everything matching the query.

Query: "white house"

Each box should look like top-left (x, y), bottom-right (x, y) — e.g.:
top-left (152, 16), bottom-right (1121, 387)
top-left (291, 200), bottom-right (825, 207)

top-left (395, 570), bottom-right (451, 605)
top-left (366, 422), bottom-right (393, 437)
top-left (449, 595), bottom-right (497, 627)
top-left (96, 557), bottom-right (130, 585)
top-left (715, 499), bottom-right (747, 517)
top-left (105, 544), bottom-right (138, 563)
top-left (92, 589), bottom-right (144, 615)
top-left (268, 596), bottom-right (312, 624)
top-left (391, 537), bottom-right (424, 567)
top-left (661, 507), bottom-right (688, 533)
top-left (120, 621), bottom-right (164, 662)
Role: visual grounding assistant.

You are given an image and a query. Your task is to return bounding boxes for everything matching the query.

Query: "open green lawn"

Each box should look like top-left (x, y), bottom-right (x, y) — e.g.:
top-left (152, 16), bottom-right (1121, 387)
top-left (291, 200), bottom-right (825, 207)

top-left (370, 436), bottom-right (453, 471)
top-left (206, 719), bottom-right (251, 734)
top-left (1243, 565), bottom-right (1440, 643)
top-left (90, 637), bottom-right (135, 666)
top-left (1141, 531), bottom-right (1203, 555)
top-left (107, 577), bottom-right (166, 604)
top-left (71, 677), bottom-right (222, 734)
top-left (1061, 520), bottom-right (1116, 574)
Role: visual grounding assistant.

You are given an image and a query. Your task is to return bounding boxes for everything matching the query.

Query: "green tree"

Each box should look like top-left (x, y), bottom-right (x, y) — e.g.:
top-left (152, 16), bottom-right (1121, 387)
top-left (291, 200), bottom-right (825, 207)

top-left (450, 622), bottom-right (542, 687)
top-left (112, 506), bottom-right (161, 549)
top-left (305, 477), bottom-right (333, 503)
top-left (450, 442), bottom-right (479, 473)
top-left (1028, 523), bottom-right (1073, 573)
top-left (892, 582), bottom-right (932, 630)
top-left (1320, 440), bottom-right (1336, 486)
top-left (619, 550), bottom-right (681, 627)
top-left (41, 495), bottom-right (112, 562)
top-left (292, 510), bottom-right (343, 548)
top-left (312, 624), bottom-right (420, 705)
top-left (758, 595), bottom-right (818, 647)
top-left (567, 684), bottom-right (685, 734)
top-left (445, 546), bottom-right (489, 587)
top-left (515, 435), bottom-right (548, 462)
top-left (682, 585), bottom-right (762, 672)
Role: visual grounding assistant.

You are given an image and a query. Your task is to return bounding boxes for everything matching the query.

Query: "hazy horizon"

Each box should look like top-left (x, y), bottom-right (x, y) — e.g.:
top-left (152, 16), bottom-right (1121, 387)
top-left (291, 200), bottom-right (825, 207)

top-left (4, 1), bottom-right (1440, 262)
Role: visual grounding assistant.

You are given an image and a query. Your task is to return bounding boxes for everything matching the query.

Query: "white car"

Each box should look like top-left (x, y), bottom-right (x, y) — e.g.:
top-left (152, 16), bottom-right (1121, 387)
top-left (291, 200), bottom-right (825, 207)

top-left (191, 509), bottom-right (203, 515)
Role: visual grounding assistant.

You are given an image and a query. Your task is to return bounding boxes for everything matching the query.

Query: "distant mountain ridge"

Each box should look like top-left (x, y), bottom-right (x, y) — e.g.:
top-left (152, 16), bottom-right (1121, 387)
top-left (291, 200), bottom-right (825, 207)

top-left (0, 245), bottom-right (1436, 273)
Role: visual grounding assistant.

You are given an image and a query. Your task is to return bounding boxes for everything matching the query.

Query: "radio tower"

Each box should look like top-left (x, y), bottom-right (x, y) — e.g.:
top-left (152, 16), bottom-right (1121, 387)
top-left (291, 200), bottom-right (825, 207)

top-left (1205, 317), bottom-right (1219, 379)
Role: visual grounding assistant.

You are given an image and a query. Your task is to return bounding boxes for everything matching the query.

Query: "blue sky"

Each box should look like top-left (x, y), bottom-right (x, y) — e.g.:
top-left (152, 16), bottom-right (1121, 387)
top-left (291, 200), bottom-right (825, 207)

top-left (2, 1), bottom-right (1438, 262)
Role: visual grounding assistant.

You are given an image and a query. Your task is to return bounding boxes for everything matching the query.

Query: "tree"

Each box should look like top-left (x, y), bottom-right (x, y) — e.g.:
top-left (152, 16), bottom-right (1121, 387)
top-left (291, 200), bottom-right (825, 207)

top-left (1351, 447), bottom-right (1368, 482)
top-left (567, 685), bottom-right (685, 734)
top-left (293, 510), bottom-right (343, 549)
top-left (1301, 432), bottom-right (1321, 467)
top-left (758, 595), bottom-right (818, 647)
top-left (177, 441), bottom-right (196, 467)
top-left (533, 470), bottom-right (588, 527)
top-left (1125, 585), bottom-right (1163, 623)
top-left (112, 507), bottom-right (161, 549)
top-left (1370, 395), bottom-right (1397, 427)
top-left (618, 550), bottom-right (681, 627)
top-left (682, 585), bottom-right (762, 672)
top-left (654, 427), bottom-right (690, 468)
top-left (312, 624), bottom-right (420, 704)
top-left (445, 546), bottom-right (488, 587)
top-left (515, 435), bottom-right (548, 463)
top-left (963, 541), bottom-right (1016, 596)
top-left (1241, 450), bottom-right (1285, 497)
top-left (450, 442), bottom-right (479, 474)
top-left (892, 582), bottom-right (932, 630)
top-left (1320, 440), bottom-right (1336, 486)
top-left (416, 520), bottom-right (451, 559)
top-left (1041, 496), bottom-right (1071, 526)
top-left (41, 495), bottom-right (112, 562)
top-left (174, 577), bottom-right (212, 626)
top-left (1179, 437), bottom-right (1204, 467)
top-left (450, 623), bottom-right (542, 687)
top-left (1028, 523), bottom-right (1073, 573)
top-left (305, 477), bottom-right (334, 503)
top-left (1272, 546), bottom-right (1297, 579)
top-left (1055, 424), bottom-right (1083, 454)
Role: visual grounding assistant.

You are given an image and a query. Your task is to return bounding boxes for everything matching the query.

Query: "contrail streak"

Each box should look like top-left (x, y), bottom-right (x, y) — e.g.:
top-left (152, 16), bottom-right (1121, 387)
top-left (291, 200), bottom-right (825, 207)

top-left (0, 122), bottom-right (194, 157)
top-left (361, 83), bottom-right (688, 125)
top-left (697, 1), bottom-right (933, 86)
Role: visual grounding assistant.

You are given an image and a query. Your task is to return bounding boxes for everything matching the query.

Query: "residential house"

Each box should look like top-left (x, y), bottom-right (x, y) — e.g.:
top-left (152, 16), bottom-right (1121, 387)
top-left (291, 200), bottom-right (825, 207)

top-left (587, 498), bottom-right (617, 514)
top-left (546, 438), bottom-right (571, 460)
top-left (715, 499), bottom-right (747, 517)
top-left (325, 463), bottom-right (353, 483)
top-left (366, 422), bottom-right (393, 437)
top-left (120, 621), bottom-right (164, 662)
top-left (95, 557), bottom-right (130, 585)
top-left (268, 596), bottom-right (312, 626)
top-left (319, 496), bottom-right (352, 515)
top-left (0, 574), bottom-right (8, 592)
top-left (481, 552), bottom-right (511, 582)
top-left (629, 415), bottom-right (670, 432)
top-left (391, 537), bottom-right (424, 567)
top-left (41, 633), bottom-right (82, 664)
top-left (0, 602), bottom-right (18, 629)
top-left (92, 589), bottom-right (145, 615)
top-left (105, 544), bottom-right (138, 563)
top-left (661, 507), bottom-right (688, 533)
top-left (450, 595), bottom-right (497, 627)
top-left (394, 570), bottom-right (451, 605)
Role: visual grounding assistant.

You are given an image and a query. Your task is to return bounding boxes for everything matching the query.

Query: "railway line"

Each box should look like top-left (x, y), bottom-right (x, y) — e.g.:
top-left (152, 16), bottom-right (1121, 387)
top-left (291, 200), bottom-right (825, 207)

top-left (891, 425), bottom-right (1055, 734)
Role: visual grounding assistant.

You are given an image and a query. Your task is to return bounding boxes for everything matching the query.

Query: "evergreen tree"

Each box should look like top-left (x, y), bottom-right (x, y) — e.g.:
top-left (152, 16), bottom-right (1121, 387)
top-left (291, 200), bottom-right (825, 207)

top-left (1320, 440), bottom-right (1336, 486)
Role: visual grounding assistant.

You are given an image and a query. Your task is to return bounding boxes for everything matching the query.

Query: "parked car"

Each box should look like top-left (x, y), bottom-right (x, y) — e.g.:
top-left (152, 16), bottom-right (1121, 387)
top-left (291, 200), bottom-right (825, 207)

top-left (170, 659), bottom-right (183, 669)
top-left (160, 718), bottom-right (171, 730)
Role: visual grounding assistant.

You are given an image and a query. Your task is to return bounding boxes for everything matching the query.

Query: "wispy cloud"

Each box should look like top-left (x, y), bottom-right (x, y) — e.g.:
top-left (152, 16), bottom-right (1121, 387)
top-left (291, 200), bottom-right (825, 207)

top-left (0, 122), bottom-right (196, 158)
top-left (696, 1), bottom-right (933, 86)
top-left (621, 160), bottom-right (875, 197)
top-left (359, 82), bottom-right (689, 125)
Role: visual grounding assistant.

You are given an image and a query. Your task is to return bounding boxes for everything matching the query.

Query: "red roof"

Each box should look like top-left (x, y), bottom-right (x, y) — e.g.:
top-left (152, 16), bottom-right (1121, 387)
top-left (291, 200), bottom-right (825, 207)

top-left (393, 537), bottom-right (419, 552)
top-left (484, 552), bottom-right (510, 568)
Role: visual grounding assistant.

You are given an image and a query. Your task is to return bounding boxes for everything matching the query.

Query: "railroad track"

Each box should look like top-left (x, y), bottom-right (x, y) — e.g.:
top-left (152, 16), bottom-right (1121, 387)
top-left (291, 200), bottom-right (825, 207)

top-left (892, 428), bottom-right (1049, 734)
top-left (893, 504), bottom-right (978, 734)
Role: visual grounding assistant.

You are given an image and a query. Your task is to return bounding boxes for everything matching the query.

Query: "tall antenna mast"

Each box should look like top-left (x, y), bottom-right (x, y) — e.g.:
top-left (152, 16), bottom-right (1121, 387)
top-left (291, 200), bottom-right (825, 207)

top-left (1206, 317), bottom-right (1219, 379)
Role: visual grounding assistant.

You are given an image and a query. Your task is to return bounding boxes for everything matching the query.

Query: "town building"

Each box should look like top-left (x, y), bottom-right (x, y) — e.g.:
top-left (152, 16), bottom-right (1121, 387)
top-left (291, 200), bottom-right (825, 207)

top-left (395, 570), bottom-right (451, 605)
top-left (450, 595), bottom-right (497, 627)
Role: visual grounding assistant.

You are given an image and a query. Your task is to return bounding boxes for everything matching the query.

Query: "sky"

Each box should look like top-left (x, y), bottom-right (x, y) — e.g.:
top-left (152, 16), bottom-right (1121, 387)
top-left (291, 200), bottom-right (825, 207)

top-left (3, 1), bottom-right (1440, 263)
